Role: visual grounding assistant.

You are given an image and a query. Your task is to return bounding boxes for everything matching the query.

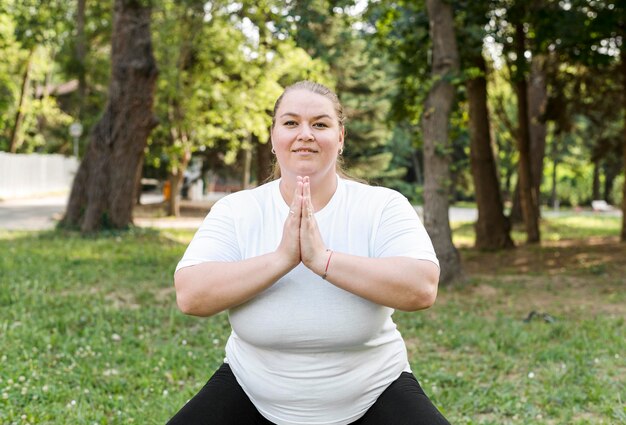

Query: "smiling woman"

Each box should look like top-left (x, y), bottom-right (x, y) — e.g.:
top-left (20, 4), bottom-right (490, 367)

top-left (169, 81), bottom-right (448, 425)
top-left (270, 83), bottom-right (345, 211)
top-left (269, 81), bottom-right (346, 180)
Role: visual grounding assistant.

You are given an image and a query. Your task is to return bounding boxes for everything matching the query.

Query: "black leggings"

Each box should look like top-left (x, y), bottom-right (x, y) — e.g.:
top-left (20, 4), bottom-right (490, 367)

top-left (167, 364), bottom-right (450, 425)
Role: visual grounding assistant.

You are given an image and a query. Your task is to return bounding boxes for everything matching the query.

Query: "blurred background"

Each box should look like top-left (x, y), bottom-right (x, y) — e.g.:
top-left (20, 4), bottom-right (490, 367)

top-left (1, 0), bottom-right (624, 211)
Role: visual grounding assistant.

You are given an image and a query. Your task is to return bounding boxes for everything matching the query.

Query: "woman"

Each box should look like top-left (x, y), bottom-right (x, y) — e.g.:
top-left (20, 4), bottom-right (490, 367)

top-left (168, 81), bottom-right (450, 425)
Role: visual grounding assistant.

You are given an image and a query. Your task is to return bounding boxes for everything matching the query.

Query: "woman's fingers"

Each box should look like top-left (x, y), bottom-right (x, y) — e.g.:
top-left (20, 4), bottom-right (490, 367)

top-left (289, 176), bottom-right (303, 220)
top-left (299, 177), bottom-right (327, 275)
top-left (301, 176), bottom-right (314, 220)
top-left (278, 177), bottom-right (303, 268)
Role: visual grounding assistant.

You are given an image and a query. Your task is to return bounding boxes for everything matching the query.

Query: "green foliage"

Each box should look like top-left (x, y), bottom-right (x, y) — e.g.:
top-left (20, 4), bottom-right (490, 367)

top-left (147, 0), bottom-right (330, 178)
top-left (0, 0), bottom-right (110, 154)
top-left (5, 0), bottom-right (72, 49)
top-left (282, 1), bottom-right (402, 185)
top-left (0, 0), bottom-right (624, 215)
top-left (369, 0), bottom-right (430, 126)
top-left (334, 37), bottom-right (397, 182)
top-left (0, 12), bottom-right (24, 150)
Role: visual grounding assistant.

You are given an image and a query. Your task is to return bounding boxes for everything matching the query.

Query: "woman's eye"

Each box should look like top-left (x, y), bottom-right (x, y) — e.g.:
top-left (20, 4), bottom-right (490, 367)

top-left (313, 122), bottom-right (328, 128)
top-left (284, 121), bottom-right (297, 126)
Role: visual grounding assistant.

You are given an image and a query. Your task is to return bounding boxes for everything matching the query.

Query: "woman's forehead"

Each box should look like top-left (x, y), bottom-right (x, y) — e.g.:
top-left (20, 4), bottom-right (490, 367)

top-left (278, 89), bottom-right (336, 116)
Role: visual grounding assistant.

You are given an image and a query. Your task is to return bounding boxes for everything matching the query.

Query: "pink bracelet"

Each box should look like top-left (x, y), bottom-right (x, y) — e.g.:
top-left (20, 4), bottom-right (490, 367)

top-left (322, 249), bottom-right (333, 280)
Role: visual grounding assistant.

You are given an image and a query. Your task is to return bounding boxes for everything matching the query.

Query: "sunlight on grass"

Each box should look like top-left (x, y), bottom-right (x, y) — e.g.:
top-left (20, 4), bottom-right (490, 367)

top-left (452, 214), bottom-right (621, 247)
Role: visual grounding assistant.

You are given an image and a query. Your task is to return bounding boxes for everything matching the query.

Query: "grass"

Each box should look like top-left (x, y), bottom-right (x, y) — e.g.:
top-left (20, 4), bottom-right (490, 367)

top-left (452, 214), bottom-right (623, 247)
top-left (1, 216), bottom-right (625, 424)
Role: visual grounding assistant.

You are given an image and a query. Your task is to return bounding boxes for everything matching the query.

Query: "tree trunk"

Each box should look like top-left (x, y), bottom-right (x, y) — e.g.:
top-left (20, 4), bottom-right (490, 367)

top-left (510, 55), bottom-right (547, 225)
top-left (551, 156), bottom-right (558, 209)
top-left (528, 55), bottom-right (547, 214)
top-left (256, 135), bottom-right (273, 184)
top-left (509, 185), bottom-right (522, 223)
top-left (61, 0), bottom-right (158, 233)
top-left (166, 148), bottom-right (190, 217)
top-left (620, 18), bottom-right (626, 242)
top-left (604, 166), bottom-right (617, 204)
top-left (167, 171), bottom-right (182, 217)
top-left (467, 53), bottom-right (514, 250)
top-left (622, 138), bottom-right (626, 240)
top-left (242, 141), bottom-right (252, 189)
top-left (422, 0), bottom-right (463, 284)
top-left (9, 48), bottom-right (35, 153)
top-left (411, 150), bottom-right (423, 185)
top-left (513, 21), bottom-right (540, 243)
top-left (592, 161), bottom-right (601, 200)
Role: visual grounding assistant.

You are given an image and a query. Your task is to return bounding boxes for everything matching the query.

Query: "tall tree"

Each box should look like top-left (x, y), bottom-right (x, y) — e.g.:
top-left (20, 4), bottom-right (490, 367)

top-left (621, 20), bottom-right (626, 242)
top-left (467, 53), bottom-right (514, 250)
top-left (62, 0), bottom-right (158, 232)
top-left (283, 1), bottom-right (398, 183)
top-left (509, 4), bottom-right (541, 243)
top-left (422, 0), bottom-right (463, 283)
top-left (7, 48), bottom-right (34, 153)
top-left (458, 0), bottom-right (514, 250)
top-left (528, 54), bottom-right (548, 212)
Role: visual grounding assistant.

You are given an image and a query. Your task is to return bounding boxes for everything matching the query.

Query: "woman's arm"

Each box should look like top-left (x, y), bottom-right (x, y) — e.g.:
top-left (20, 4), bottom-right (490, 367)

top-left (174, 252), bottom-right (296, 317)
top-left (300, 178), bottom-right (440, 311)
top-left (310, 252), bottom-right (440, 311)
top-left (175, 179), bottom-right (305, 317)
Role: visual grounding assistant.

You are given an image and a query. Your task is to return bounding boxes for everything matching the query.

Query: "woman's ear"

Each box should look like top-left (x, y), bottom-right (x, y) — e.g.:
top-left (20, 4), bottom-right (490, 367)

top-left (339, 127), bottom-right (345, 152)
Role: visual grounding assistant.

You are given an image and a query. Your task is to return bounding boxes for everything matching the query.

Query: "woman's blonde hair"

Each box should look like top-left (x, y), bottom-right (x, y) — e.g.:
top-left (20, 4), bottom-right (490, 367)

top-left (270, 80), bottom-right (350, 180)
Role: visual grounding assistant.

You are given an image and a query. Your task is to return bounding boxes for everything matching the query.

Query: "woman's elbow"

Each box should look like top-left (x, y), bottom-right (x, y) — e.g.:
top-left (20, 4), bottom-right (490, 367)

top-left (404, 263), bottom-right (440, 311)
top-left (402, 283), bottom-right (437, 311)
top-left (174, 271), bottom-right (210, 316)
top-left (174, 278), bottom-right (195, 315)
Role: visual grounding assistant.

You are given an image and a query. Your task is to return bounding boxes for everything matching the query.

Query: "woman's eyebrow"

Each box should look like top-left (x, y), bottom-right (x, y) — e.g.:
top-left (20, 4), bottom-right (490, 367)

top-left (280, 112), bottom-right (332, 121)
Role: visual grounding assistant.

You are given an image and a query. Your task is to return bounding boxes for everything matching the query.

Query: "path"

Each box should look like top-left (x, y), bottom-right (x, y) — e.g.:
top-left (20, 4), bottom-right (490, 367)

top-left (0, 194), bottom-right (620, 231)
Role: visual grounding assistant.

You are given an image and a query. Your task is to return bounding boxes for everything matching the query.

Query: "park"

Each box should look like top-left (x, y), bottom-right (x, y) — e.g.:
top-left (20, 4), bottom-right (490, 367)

top-left (1, 1), bottom-right (625, 424)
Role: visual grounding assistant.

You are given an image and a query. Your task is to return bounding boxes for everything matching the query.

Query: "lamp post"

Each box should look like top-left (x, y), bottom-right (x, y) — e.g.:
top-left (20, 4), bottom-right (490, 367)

top-left (69, 122), bottom-right (83, 158)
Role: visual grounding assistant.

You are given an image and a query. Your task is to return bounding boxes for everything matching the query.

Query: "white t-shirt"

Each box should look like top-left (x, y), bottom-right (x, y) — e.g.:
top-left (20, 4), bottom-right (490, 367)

top-left (176, 177), bottom-right (439, 425)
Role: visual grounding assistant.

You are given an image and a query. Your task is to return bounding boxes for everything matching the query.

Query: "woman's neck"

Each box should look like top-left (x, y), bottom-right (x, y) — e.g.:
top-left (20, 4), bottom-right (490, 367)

top-left (279, 172), bottom-right (338, 212)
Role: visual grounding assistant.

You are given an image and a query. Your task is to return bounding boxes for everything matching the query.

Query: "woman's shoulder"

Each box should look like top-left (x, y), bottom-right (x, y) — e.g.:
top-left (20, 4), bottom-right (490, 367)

top-left (341, 178), bottom-right (405, 203)
top-left (216, 180), bottom-right (278, 207)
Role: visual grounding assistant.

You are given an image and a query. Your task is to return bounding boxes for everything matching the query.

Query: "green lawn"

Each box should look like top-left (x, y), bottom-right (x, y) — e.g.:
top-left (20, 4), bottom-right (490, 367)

top-left (1, 217), bottom-right (625, 424)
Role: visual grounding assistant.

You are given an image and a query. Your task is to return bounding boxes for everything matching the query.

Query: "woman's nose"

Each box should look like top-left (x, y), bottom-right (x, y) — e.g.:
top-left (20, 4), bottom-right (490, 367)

top-left (297, 124), bottom-right (314, 141)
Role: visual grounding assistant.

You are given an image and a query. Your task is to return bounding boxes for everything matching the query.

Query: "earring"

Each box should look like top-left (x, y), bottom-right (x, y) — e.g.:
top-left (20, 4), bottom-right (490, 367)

top-left (339, 147), bottom-right (343, 155)
top-left (271, 147), bottom-right (276, 154)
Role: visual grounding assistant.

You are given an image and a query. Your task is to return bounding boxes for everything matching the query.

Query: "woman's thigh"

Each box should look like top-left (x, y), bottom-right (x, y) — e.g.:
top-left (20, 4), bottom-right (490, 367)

top-left (166, 363), bottom-right (273, 425)
top-left (355, 372), bottom-right (450, 425)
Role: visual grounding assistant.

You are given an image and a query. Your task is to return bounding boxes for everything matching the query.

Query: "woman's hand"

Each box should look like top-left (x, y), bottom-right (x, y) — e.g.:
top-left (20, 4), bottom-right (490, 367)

top-left (276, 176), bottom-right (304, 269)
top-left (299, 176), bottom-right (329, 276)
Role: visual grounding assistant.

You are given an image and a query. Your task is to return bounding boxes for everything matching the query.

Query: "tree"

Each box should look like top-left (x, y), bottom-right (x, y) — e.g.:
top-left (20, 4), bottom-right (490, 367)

top-left (282, 1), bottom-right (399, 185)
top-left (0, 12), bottom-right (23, 151)
top-left (508, 3), bottom-right (541, 243)
top-left (467, 53), bottom-right (515, 250)
top-left (62, 0), bottom-right (158, 232)
top-left (621, 20), bottom-right (626, 242)
top-left (146, 0), bottom-right (329, 216)
top-left (422, 0), bottom-right (464, 283)
top-left (456, 0), bottom-right (514, 250)
top-left (1, 0), bottom-right (74, 153)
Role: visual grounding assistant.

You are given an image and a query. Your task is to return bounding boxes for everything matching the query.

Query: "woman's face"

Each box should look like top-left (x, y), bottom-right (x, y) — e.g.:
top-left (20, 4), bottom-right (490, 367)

top-left (271, 89), bottom-right (344, 180)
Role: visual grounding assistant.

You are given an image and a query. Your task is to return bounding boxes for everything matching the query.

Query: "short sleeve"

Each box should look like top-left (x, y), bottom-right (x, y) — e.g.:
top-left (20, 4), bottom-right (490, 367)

top-left (373, 194), bottom-right (439, 267)
top-left (175, 198), bottom-right (242, 273)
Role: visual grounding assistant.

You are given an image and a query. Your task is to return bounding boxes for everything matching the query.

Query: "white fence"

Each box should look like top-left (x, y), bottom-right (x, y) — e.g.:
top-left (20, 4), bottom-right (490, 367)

top-left (0, 153), bottom-right (78, 200)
